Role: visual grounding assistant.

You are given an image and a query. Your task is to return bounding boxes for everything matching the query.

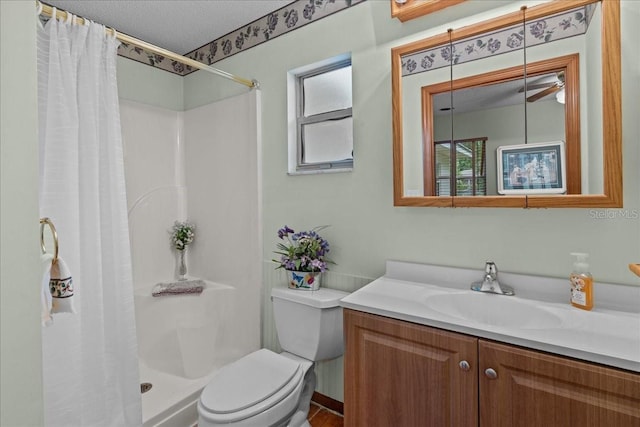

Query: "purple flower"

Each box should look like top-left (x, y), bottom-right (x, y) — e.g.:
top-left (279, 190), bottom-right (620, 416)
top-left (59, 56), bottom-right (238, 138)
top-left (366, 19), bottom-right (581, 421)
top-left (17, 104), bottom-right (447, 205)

top-left (236, 34), bottom-right (245, 50)
top-left (529, 20), bottom-right (548, 39)
top-left (506, 33), bottom-right (523, 49)
top-left (222, 39), bottom-right (232, 55)
top-left (278, 226), bottom-right (294, 239)
top-left (172, 61), bottom-right (185, 73)
top-left (311, 259), bottom-right (326, 272)
top-left (283, 257), bottom-right (296, 270)
top-left (272, 225), bottom-right (333, 272)
top-left (209, 42), bottom-right (217, 58)
top-left (487, 38), bottom-right (501, 54)
top-left (559, 18), bottom-right (572, 30)
top-left (441, 45), bottom-right (458, 63)
top-left (421, 56), bottom-right (434, 70)
top-left (405, 59), bottom-right (417, 73)
top-left (285, 9), bottom-right (299, 28)
top-left (303, 4), bottom-right (315, 20)
top-left (266, 12), bottom-right (278, 31)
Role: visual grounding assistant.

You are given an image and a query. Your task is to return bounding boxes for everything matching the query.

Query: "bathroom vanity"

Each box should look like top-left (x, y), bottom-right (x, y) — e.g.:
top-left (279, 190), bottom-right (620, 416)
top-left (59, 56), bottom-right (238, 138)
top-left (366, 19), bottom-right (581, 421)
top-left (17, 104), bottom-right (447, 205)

top-left (341, 261), bottom-right (640, 426)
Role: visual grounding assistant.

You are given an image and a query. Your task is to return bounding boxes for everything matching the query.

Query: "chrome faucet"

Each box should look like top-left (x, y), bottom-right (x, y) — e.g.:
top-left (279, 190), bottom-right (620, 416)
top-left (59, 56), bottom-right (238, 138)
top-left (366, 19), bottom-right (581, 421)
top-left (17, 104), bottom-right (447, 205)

top-left (471, 261), bottom-right (514, 296)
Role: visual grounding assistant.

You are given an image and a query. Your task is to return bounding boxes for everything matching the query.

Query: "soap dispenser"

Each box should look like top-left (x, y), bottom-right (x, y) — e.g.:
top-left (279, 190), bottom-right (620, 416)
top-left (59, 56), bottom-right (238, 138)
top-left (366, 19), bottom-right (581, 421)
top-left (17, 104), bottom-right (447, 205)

top-left (570, 253), bottom-right (593, 311)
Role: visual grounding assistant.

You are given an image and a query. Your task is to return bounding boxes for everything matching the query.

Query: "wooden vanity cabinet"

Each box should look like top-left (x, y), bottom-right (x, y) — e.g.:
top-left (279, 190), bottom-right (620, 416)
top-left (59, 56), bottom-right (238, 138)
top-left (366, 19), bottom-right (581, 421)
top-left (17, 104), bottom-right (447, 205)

top-left (344, 309), bottom-right (640, 427)
top-left (344, 309), bottom-right (478, 426)
top-left (480, 340), bottom-right (640, 427)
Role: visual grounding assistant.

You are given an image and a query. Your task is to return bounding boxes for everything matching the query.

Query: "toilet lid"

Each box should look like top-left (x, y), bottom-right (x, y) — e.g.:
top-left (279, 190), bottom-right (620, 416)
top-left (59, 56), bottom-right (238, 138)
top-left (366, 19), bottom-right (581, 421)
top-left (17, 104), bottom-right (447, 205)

top-left (200, 349), bottom-right (302, 416)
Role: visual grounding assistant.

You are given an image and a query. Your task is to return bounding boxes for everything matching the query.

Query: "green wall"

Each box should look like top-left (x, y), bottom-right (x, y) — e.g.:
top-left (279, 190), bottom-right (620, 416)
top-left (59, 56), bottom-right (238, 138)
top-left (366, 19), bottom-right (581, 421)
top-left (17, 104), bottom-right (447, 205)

top-left (117, 57), bottom-right (184, 110)
top-left (183, 0), bottom-right (640, 286)
top-left (181, 0), bottom-right (640, 401)
top-left (0, 2), bottom-right (45, 425)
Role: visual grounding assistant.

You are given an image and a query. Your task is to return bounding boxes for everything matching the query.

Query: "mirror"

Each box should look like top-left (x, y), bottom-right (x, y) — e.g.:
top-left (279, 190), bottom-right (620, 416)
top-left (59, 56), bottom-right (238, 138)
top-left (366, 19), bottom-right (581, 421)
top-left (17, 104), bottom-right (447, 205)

top-left (392, 0), bottom-right (621, 208)
top-left (425, 55), bottom-right (579, 197)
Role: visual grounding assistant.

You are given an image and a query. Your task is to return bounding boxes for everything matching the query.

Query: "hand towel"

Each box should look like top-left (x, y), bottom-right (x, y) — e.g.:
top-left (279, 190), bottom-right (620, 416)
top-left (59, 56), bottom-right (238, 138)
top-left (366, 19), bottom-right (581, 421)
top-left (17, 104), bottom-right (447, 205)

top-left (152, 279), bottom-right (205, 297)
top-left (41, 253), bottom-right (54, 326)
top-left (49, 256), bottom-right (75, 314)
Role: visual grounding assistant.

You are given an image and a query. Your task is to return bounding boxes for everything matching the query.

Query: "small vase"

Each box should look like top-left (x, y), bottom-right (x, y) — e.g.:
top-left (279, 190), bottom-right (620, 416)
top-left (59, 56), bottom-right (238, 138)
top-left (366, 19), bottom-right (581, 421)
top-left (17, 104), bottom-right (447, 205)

top-left (286, 270), bottom-right (321, 291)
top-left (177, 249), bottom-right (187, 281)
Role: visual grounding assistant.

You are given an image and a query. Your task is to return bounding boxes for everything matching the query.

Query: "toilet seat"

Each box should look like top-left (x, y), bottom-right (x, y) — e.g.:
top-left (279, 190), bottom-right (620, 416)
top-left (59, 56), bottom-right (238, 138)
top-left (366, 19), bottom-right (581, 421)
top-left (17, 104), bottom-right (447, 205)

top-left (199, 349), bottom-right (304, 424)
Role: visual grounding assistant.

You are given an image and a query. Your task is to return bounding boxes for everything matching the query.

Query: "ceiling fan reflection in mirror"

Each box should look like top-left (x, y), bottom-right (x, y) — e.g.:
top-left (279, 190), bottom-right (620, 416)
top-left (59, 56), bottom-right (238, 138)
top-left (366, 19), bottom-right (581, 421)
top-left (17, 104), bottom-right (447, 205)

top-left (519, 71), bottom-right (566, 103)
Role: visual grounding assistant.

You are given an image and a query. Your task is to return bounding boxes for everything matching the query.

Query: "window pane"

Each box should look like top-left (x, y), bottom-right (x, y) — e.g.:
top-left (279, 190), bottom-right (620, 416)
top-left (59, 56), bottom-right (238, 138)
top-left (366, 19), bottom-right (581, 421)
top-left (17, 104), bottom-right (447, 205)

top-left (456, 178), bottom-right (473, 195)
top-left (436, 178), bottom-right (450, 196)
top-left (303, 66), bottom-right (352, 117)
top-left (302, 117), bottom-right (353, 164)
top-left (476, 177), bottom-right (486, 195)
top-left (474, 140), bottom-right (486, 176)
top-left (435, 143), bottom-right (451, 177)
top-left (456, 141), bottom-right (473, 178)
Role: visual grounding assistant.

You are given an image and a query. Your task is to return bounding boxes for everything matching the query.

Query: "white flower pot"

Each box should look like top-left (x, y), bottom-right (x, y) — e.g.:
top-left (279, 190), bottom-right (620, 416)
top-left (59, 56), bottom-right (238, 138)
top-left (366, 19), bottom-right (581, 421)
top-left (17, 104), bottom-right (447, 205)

top-left (286, 270), bottom-right (321, 291)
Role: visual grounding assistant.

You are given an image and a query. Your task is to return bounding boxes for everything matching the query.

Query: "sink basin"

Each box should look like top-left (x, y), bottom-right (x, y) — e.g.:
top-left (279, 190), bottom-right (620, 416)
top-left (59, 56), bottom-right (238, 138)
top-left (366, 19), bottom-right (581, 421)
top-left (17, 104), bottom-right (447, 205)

top-left (424, 292), bottom-right (562, 329)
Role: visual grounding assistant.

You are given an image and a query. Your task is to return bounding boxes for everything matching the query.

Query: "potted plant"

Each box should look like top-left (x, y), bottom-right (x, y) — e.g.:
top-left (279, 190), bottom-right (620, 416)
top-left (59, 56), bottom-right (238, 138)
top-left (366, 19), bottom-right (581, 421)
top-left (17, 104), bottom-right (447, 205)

top-left (171, 220), bottom-right (195, 280)
top-left (273, 225), bottom-right (332, 290)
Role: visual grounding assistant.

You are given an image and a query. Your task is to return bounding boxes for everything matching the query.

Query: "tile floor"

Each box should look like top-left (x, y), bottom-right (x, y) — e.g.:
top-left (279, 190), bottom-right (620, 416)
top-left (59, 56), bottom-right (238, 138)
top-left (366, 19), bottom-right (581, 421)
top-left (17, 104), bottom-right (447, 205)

top-left (307, 402), bottom-right (344, 427)
top-left (196, 401), bottom-right (343, 427)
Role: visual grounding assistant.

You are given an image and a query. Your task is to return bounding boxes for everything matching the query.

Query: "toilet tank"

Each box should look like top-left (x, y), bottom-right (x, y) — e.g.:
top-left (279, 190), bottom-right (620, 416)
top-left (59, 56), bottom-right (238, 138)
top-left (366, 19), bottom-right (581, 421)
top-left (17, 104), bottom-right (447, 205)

top-left (271, 287), bottom-right (349, 361)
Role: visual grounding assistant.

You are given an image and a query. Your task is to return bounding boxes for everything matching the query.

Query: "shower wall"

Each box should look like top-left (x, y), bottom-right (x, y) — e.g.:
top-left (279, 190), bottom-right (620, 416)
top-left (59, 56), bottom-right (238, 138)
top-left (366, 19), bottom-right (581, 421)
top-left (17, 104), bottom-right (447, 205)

top-left (121, 91), bottom-right (262, 354)
top-left (184, 90), bottom-right (262, 356)
top-left (121, 100), bottom-right (185, 289)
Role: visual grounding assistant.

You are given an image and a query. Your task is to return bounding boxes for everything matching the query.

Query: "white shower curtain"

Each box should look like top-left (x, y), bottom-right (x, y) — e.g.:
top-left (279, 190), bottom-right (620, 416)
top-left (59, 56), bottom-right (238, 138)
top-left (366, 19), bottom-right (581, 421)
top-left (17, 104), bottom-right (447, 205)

top-left (37, 13), bottom-right (142, 427)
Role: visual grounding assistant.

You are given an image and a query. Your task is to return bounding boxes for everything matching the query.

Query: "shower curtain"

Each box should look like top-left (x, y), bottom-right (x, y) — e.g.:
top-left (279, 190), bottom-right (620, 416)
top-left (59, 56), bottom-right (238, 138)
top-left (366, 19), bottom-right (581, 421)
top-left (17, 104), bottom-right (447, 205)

top-left (37, 13), bottom-right (142, 427)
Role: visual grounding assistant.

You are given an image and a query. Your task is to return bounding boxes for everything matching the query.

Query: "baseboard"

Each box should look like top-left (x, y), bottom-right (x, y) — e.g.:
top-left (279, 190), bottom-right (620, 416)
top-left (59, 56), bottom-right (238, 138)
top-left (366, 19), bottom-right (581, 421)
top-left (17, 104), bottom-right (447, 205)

top-left (311, 391), bottom-right (343, 415)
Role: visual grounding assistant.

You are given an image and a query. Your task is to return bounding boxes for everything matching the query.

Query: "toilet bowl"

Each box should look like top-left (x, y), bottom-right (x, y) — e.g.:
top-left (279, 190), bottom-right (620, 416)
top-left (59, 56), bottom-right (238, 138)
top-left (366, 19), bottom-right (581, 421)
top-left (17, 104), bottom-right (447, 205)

top-left (198, 287), bottom-right (348, 427)
top-left (197, 349), bottom-right (313, 427)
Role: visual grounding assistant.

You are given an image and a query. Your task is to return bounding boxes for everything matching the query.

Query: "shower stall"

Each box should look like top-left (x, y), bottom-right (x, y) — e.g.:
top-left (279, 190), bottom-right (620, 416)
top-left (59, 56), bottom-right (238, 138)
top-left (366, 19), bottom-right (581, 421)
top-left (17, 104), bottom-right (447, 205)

top-left (121, 91), bottom-right (262, 426)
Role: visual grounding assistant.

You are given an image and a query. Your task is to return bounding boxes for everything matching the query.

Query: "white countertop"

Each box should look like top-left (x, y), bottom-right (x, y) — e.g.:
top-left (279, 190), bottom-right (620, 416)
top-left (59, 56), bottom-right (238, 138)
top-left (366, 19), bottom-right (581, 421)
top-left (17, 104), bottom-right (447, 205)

top-left (340, 261), bottom-right (640, 373)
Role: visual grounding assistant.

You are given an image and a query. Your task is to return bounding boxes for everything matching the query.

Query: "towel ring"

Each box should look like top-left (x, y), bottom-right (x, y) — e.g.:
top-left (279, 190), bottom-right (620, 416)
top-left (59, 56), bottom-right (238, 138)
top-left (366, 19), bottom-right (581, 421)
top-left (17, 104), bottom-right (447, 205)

top-left (40, 217), bottom-right (58, 265)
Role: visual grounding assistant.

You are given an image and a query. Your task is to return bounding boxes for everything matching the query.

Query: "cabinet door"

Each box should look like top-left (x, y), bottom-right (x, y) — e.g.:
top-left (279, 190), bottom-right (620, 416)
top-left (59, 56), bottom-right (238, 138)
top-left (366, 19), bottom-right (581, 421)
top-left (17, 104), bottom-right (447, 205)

top-left (344, 309), bottom-right (478, 427)
top-left (479, 340), bottom-right (640, 427)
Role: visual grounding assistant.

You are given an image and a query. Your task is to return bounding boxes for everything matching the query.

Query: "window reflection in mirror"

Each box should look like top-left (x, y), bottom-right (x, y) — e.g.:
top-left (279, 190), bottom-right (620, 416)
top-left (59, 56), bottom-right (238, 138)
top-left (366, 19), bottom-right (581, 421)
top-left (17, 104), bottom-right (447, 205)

top-left (422, 55), bottom-right (579, 196)
top-left (435, 138), bottom-right (487, 196)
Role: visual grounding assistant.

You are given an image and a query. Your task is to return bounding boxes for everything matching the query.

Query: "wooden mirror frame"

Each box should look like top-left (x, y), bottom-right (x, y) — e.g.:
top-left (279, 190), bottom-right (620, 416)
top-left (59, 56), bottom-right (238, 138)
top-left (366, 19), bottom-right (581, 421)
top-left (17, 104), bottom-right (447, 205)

top-left (391, 0), bottom-right (466, 22)
top-left (392, 0), bottom-right (621, 208)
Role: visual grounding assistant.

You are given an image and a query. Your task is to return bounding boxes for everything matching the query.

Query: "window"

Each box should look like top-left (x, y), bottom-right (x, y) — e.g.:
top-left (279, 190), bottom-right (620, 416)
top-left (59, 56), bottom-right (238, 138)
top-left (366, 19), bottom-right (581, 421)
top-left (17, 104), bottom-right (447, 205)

top-left (288, 55), bottom-right (353, 173)
top-left (434, 137), bottom-right (486, 196)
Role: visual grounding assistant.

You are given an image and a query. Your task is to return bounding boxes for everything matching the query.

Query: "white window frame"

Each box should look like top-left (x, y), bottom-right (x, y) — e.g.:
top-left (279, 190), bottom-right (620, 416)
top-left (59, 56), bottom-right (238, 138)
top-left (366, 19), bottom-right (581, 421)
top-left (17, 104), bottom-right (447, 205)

top-left (287, 53), bottom-right (353, 174)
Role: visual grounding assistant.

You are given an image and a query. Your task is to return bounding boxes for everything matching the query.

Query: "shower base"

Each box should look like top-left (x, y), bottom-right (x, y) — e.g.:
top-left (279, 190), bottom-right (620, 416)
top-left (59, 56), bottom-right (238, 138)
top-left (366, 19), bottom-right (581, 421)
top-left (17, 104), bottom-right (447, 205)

top-left (140, 360), bottom-right (219, 427)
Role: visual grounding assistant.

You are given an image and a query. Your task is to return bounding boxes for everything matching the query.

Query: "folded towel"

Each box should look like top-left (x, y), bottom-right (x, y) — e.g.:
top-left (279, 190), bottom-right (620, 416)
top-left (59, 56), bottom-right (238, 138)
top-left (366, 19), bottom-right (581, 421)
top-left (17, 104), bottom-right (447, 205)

top-left (41, 253), bottom-right (54, 327)
top-left (152, 279), bottom-right (205, 297)
top-left (49, 256), bottom-right (75, 314)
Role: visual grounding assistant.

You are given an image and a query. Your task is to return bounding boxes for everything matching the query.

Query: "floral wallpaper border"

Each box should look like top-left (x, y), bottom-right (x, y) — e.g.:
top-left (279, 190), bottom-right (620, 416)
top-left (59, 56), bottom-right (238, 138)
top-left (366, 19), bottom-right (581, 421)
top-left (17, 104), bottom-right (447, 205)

top-left (401, 3), bottom-right (597, 77)
top-left (117, 0), bottom-right (365, 76)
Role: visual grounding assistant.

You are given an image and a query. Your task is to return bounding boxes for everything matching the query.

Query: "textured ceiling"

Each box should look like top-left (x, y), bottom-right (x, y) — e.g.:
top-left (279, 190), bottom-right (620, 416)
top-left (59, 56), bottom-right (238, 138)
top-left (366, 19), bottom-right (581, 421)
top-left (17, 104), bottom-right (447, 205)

top-left (45, 0), bottom-right (294, 55)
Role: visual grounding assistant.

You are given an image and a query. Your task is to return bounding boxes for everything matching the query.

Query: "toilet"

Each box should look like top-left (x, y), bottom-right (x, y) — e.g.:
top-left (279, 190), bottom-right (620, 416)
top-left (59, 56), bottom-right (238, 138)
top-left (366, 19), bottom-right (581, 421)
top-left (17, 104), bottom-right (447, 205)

top-left (197, 287), bottom-right (349, 427)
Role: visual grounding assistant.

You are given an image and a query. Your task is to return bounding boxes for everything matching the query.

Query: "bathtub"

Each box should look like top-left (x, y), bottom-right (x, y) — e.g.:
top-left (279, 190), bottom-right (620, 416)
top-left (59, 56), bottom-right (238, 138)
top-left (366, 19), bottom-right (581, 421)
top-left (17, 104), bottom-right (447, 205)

top-left (134, 280), bottom-right (241, 427)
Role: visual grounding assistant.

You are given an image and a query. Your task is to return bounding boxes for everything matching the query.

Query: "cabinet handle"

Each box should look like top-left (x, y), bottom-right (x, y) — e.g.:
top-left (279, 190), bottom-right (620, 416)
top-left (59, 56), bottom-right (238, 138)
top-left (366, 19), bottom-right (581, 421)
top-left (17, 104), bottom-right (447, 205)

top-left (459, 360), bottom-right (471, 371)
top-left (484, 368), bottom-right (498, 379)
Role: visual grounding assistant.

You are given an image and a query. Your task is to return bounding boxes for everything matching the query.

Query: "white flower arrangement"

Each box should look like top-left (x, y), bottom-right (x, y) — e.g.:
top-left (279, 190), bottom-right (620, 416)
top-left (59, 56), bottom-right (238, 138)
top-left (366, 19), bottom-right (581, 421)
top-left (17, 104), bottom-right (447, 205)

top-left (171, 221), bottom-right (195, 251)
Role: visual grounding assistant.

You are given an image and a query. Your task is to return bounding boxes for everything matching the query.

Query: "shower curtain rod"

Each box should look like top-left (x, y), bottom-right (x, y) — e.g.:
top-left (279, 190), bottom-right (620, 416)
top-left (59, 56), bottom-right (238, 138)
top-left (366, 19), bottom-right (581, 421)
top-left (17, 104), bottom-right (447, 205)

top-left (37, 1), bottom-right (258, 89)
